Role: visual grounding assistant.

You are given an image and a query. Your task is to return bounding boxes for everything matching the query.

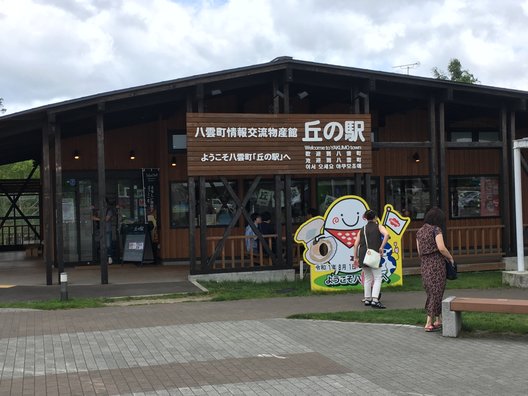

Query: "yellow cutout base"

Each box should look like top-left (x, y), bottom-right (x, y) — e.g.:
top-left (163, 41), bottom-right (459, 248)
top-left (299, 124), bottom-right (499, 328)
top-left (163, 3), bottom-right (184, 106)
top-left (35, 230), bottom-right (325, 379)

top-left (0, 285), bottom-right (15, 288)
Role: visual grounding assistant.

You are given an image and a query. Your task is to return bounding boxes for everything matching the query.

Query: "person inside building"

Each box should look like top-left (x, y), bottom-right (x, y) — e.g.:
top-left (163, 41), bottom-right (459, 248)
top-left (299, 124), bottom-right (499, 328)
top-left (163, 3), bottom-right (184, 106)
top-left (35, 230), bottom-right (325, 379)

top-left (245, 212), bottom-right (262, 256)
top-left (259, 211), bottom-right (276, 256)
top-left (93, 197), bottom-right (116, 264)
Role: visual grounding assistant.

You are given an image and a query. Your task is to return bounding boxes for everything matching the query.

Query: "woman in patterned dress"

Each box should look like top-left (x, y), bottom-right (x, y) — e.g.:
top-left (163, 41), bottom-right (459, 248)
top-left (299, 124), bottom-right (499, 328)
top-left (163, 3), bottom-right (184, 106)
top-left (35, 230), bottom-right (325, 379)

top-left (416, 208), bottom-right (454, 332)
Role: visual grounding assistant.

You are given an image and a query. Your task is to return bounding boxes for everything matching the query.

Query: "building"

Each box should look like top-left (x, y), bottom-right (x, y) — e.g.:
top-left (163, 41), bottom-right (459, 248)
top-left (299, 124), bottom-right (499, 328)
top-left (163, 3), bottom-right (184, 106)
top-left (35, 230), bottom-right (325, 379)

top-left (1, 57), bottom-right (527, 284)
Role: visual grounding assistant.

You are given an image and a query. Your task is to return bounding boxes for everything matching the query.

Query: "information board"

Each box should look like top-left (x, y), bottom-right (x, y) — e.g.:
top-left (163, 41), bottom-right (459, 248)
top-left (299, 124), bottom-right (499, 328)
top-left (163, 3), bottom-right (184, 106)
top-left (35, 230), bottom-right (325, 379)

top-left (122, 224), bottom-right (155, 264)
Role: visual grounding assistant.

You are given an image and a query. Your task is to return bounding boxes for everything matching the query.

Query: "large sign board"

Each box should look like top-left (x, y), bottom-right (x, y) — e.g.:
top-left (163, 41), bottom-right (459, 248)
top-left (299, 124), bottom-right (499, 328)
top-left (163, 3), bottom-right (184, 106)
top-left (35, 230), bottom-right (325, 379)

top-left (294, 195), bottom-right (410, 291)
top-left (187, 113), bottom-right (372, 176)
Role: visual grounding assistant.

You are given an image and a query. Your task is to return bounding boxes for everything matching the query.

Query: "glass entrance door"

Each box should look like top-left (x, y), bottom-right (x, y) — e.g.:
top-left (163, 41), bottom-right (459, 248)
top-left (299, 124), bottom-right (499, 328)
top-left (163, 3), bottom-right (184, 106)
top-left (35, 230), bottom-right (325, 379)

top-left (62, 178), bottom-right (95, 264)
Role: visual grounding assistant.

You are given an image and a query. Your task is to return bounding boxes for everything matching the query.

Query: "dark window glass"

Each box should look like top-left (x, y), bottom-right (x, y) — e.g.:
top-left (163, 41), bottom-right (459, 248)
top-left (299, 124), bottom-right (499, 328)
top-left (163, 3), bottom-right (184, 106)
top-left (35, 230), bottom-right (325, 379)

top-left (170, 182), bottom-right (189, 227)
top-left (449, 176), bottom-right (500, 218)
top-left (168, 129), bottom-right (187, 152)
top-left (478, 131), bottom-right (499, 142)
top-left (245, 179), bottom-right (310, 224)
top-left (450, 131), bottom-right (472, 142)
top-left (385, 177), bottom-right (430, 220)
top-left (316, 178), bottom-right (379, 215)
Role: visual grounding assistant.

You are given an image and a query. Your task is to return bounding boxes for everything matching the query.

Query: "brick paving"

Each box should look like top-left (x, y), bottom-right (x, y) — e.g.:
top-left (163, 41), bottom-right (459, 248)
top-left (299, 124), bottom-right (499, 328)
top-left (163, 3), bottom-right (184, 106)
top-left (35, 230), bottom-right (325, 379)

top-left (1, 289), bottom-right (528, 395)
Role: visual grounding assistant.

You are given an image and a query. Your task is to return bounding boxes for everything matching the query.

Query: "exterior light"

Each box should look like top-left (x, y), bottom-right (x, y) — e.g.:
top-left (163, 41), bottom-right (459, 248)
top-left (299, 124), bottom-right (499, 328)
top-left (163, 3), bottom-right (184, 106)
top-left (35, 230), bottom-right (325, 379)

top-left (211, 89), bottom-right (222, 96)
top-left (297, 91), bottom-right (309, 100)
top-left (170, 156), bottom-right (177, 167)
top-left (73, 150), bottom-right (80, 160)
top-left (129, 150), bottom-right (136, 160)
top-left (413, 152), bottom-right (421, 163)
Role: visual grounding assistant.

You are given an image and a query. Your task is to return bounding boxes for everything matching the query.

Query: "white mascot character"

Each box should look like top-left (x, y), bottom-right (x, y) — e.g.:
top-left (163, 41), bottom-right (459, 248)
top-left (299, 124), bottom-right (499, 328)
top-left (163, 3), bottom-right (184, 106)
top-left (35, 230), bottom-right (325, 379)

top-left (296, 196), bottom-right (369, 274)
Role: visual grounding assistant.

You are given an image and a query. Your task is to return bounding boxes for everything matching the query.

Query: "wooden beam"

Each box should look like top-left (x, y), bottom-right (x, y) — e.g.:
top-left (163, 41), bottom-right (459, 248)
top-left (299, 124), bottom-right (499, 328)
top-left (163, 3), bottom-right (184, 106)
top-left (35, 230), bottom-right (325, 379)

top-left (42, 125), bottom-right (53, 285)
top-left (274, 175), bottom-right (283, 266)
top-left (439, 102), bottom-right (447, 214)
top-left (199, 177), bottom-right (207, 271)
top-left (284, 175), bottom-right (293, 268)
top-left (52, 115), bottom-right (65, 280)
top-left (188, 177), bottom-right (197, 274)
top-left (445, 142), bottom-right (502, 148)
top-left (372, 141), bottom-right (432, 149)
top-left (428, 96), bottom-right (438, 207)
top-left (500, 107), bottom-right (511, 255)
top-left (96, 103), bottom-right (108, 284)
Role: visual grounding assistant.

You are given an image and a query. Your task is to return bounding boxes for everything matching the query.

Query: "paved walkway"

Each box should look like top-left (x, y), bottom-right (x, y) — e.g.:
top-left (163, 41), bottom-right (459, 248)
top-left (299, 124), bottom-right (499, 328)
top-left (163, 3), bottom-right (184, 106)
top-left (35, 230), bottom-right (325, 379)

top-left (1, 287), bottom-right (528, 395)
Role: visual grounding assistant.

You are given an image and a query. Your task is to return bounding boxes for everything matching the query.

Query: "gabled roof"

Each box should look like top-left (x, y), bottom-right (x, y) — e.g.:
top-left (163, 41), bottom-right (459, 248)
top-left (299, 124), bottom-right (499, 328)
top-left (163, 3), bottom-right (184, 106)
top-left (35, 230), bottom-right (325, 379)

top-left (0, 57), bottom-right (527, 164)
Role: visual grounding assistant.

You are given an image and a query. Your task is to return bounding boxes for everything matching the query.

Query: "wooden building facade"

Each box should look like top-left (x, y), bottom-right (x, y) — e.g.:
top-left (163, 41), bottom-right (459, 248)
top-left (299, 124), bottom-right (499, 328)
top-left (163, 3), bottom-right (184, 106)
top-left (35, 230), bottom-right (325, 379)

top-left (1, 57), bottom-right (528, 284)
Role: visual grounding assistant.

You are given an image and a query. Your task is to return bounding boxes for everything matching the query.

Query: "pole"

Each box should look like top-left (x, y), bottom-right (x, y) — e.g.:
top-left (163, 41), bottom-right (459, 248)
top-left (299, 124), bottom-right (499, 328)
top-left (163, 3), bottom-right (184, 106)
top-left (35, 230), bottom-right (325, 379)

top-left (513, 144), bottom-right (525, 271)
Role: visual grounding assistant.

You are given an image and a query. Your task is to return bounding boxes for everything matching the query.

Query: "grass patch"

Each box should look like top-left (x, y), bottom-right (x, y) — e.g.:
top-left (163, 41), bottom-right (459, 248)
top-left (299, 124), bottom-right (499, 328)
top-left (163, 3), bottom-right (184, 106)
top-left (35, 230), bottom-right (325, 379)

top-left (201, 271), bottom-right (504, 301)
top-left (0, 271), bottom-right (506, 310)
top-left (0, 298), bottom-right (107, 310)
top-left (288, 309), bottom-right (528, 335)
top-left (201, 277), bottom-right (315, 301)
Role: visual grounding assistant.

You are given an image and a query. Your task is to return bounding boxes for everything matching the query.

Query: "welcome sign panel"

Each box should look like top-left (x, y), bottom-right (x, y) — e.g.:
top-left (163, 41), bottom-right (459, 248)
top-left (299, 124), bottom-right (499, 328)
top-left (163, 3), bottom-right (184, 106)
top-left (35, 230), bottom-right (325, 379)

top-left (294, 195), bottom-right (411, 292)
top-left (187, 113), bottom-right (372, 176)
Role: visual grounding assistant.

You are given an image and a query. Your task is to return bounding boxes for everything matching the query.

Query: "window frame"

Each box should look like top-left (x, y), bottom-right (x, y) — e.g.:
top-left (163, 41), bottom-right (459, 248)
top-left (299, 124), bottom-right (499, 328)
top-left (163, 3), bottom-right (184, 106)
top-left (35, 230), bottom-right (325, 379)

top-left (448, 174), bottom-right (501, 219)
top-left (384, 176), bottom-right (433, 220)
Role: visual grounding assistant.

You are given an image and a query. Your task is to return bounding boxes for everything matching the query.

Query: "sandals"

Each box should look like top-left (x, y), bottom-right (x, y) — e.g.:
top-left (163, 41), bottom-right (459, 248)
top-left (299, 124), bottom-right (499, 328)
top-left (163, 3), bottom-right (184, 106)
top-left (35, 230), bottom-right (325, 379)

top-left (433, 322), bottom-right (442, 330)
top-left (425, 325), bottom-right (440, 332)
top-left (370, 301), bottom-right (386, 309)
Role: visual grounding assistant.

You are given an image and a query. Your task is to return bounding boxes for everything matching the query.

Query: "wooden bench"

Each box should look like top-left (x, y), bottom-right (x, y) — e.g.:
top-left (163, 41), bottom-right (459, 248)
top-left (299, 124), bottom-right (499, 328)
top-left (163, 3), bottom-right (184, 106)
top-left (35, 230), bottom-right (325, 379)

top-left (442, 296), bottom-right (528, 337)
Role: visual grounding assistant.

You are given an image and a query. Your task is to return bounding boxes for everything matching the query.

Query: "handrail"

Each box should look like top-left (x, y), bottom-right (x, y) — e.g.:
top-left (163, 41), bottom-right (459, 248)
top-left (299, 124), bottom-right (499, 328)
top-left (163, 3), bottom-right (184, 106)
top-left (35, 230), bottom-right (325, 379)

top-left (404, 225), bottom-right (504, 259)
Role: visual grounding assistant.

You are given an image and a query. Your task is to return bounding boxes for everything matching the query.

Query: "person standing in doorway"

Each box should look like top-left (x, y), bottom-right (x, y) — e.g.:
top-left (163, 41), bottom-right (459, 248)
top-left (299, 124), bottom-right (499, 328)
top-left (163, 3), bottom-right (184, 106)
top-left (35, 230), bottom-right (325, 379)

top-left (93, 198), bottom-right (116, 264)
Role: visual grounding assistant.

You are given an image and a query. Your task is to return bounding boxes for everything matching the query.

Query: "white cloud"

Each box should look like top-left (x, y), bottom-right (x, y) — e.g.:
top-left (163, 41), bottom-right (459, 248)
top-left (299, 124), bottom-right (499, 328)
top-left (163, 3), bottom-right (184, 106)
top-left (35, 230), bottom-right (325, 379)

top-left (1, 0), bottom-right (527, 115)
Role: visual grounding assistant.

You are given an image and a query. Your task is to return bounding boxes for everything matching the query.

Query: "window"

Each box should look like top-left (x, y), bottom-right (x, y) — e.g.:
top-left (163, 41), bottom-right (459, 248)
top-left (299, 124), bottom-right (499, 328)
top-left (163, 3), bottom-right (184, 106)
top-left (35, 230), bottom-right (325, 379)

top-left (449, 176), bottom-right (500, 218)
top-left (245, 179), bottom-right (310, 224)
top-left (317, 178), bottom-right (379, 215)
top-left (385, 177), bottom-right (431, 220)
top-left (170, 180), bottom-right (239, 228)
top-left (170, 182), bottom-right (189, 227)
top-left (448, 130), bottom-right (499, 143)
top-left (203, 180), bottom-right (238, 226)
top-left (168, 129), bottom-right (187, 152)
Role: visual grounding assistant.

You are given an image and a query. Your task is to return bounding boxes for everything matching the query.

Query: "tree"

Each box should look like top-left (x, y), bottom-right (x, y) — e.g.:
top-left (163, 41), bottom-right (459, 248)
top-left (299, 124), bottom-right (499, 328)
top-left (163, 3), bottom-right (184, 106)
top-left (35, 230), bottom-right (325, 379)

top-left (0, 97), bottom-right (5, 114)
top-left (432, 58), bottom-right (479, 84)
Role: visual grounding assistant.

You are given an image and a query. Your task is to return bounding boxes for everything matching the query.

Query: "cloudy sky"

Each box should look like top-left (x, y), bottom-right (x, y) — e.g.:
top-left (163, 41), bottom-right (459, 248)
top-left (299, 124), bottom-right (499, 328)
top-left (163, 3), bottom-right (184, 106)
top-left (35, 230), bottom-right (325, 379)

top-left (1, 0), bottom-right (527, 115)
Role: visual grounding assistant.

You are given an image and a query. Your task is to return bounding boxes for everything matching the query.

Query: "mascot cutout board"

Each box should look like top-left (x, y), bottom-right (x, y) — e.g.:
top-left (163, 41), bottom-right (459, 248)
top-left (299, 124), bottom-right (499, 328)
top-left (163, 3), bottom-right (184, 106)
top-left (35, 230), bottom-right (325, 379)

top-left (294, 195), bottom-right (410, 291)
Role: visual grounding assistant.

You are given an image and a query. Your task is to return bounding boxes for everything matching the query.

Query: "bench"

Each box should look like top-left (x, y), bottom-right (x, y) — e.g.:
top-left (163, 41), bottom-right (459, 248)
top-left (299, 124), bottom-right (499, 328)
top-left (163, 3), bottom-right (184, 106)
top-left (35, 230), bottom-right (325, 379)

top-left (442, 296), bottom-right (528, 337)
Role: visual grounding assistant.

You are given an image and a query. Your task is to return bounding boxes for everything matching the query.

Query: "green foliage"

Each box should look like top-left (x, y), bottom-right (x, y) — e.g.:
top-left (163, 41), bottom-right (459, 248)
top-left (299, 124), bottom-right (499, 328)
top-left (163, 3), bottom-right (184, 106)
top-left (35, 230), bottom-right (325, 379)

top-left (432, 58), bottom-right (479, 84)
top-left (0, 97), bottom-right (5, 114)
top-left (0, 160), bottom-right (40, 179)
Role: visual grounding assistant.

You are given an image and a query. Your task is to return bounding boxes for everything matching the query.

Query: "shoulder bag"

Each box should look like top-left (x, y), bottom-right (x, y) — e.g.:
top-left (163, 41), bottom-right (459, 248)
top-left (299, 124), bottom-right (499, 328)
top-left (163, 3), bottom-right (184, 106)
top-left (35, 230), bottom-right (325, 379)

top-left (362, 225), bottom-right (381, 268)
top-left (432, 227), bottom-right (457, 280)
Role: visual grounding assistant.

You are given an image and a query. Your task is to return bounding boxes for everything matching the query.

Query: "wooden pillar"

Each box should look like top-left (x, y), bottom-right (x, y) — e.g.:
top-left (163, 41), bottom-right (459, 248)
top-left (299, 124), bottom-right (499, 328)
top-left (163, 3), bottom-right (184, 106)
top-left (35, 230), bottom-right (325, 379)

top-left (364, 93), bottom-right (372, 204)
top-left (428, 95), bottom-right (438, 207)
top-left (96, 103), bottom-right (108, 284)
top-left (198, 177), bottom-right (207, 271)
top-left (52, 114), bottom-right (64, 280)
top-left (42, 124), bottom-right (53, 285)
top-left (283, 82), bottom-right (290, 114)
top-left (274, 175), bottom-right (283, 266)
top-left (272, 80), bottom-right (280, 114)
top-left (439, 102), bottom-right (447, 214)
top-left (188, 177), bottom-right (197, 274)
top-left (501, 107), bottom-right (512, 254)
top-left (284, 175), bottom-right (293, 267)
